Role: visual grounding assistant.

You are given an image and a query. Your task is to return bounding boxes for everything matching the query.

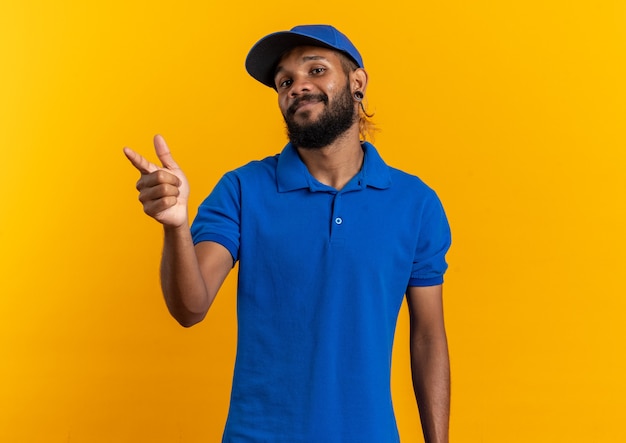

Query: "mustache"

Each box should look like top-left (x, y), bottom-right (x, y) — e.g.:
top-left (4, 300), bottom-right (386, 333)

top-left (287, 93), bottom-right (329, 116)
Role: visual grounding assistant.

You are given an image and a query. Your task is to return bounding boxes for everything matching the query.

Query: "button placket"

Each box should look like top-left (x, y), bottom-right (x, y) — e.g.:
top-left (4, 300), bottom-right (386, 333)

top-left (330, 193), bottom-right (344, 240)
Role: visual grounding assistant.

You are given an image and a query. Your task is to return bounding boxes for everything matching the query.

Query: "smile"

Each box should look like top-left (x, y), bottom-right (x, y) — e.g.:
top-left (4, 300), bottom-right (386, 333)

top-left (288, 94), bottom-right (328, 116)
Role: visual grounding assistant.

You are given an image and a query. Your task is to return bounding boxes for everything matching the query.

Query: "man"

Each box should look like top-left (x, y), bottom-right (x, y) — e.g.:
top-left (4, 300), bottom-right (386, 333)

top-left (124, 25), bottom-right (451, 443)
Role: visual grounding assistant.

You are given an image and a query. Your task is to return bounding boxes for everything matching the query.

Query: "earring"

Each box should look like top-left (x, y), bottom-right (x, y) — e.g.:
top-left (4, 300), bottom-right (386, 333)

top-left (354, 91), bottom-right (364, 101)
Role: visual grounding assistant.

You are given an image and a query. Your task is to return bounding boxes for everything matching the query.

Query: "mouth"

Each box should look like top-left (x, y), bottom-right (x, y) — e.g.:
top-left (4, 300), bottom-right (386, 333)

top-left (287, 94), bottom-right (328, 116)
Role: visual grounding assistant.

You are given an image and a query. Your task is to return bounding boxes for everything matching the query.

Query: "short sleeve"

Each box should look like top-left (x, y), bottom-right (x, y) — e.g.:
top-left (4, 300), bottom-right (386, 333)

top-left (408, 191), bottom-right (451, 287)
top-left (190, 173), bottom-right (241, 263)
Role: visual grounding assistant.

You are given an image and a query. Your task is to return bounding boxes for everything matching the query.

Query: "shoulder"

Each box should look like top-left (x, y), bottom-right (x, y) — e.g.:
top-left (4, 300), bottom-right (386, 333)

top-left (387, 165), bottom-right (443, 206)
top-left (226, 153), bottom-right (280, 178)
top-left (389, 165), bottom-right (433, 188)
top-left (362, 142), bottom-right (438, 196)
top-left (218, 153), bottom-right (281, 189)
top-left (202, 154), bottom-right (281, 204)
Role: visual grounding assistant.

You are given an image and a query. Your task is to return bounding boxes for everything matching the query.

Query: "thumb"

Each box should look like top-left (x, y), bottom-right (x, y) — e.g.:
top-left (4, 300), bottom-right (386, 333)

top-left (153, 134), bottom-right (180, 170)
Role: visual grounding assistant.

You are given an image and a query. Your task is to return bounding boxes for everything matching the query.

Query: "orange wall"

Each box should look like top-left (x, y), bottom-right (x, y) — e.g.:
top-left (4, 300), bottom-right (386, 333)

top-left (1, 1), bottom-right (625, 442)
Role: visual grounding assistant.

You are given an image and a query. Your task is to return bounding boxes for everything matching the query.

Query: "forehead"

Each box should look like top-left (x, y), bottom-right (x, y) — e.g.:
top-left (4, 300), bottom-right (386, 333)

top-left (276, 46), bottom-right (342, 69)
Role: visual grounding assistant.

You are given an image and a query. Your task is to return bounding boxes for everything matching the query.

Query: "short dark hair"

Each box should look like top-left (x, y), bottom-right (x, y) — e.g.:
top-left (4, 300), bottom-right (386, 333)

top-left (337, 52), bottom-right (359, 75)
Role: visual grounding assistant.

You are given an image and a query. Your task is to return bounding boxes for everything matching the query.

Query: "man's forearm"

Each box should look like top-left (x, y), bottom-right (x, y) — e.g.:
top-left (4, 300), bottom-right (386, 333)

top-left (411, 335), bottom-right (450, 443)
top-left (160, 224), bottom-right (211, 327)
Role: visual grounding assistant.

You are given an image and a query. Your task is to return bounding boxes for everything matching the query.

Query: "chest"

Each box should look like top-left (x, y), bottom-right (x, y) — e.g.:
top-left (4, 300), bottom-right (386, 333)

top-left (237, 188), bottom-right (421, 280)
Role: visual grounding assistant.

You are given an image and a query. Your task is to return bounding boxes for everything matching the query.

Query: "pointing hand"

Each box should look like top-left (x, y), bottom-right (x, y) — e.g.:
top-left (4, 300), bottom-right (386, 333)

top-left (124, 135), bottom-right (190, 228)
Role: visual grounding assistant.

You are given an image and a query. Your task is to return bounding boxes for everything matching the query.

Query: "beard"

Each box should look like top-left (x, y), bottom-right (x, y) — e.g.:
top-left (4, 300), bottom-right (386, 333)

top-left (283, 83), bottom-right (356, 149)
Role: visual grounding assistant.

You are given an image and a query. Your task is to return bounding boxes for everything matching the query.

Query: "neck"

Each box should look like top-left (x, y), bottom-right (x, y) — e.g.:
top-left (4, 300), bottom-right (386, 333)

top-left (296, 125), bottom-right (364, 190)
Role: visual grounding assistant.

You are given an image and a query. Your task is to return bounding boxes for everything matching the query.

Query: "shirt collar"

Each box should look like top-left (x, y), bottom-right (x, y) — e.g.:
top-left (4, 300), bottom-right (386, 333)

top-left (276, 142), bottom-right (392, 192)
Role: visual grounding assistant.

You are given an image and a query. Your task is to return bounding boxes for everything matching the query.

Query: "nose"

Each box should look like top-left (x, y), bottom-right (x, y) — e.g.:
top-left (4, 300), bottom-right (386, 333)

top-left (289, 75), bottom-right (312, 98)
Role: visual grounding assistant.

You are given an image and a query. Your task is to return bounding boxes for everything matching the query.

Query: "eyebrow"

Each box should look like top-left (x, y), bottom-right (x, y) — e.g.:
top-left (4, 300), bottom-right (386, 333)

top-left (274, 55), bottom-right (330, 78)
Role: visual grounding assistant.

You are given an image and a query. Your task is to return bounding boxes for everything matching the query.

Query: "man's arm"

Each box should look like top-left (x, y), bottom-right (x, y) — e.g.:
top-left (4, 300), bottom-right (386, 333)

top-left (406, 284), bottom-right (450, 443)
top-left (159, 227), bottom-right (232, 327)
top-left (124, 135), bottom-right (232, 327)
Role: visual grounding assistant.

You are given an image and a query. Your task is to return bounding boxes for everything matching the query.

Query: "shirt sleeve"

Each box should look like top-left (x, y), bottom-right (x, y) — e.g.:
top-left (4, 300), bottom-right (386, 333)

top-left (190, 173), bottom-right (241, 263)
top-left (408, 190), bottom-right (452, 287)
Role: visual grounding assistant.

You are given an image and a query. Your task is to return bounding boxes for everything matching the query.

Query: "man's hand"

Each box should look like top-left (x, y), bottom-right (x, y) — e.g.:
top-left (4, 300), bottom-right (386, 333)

top-left (124, 135), bottom-right (190, 228)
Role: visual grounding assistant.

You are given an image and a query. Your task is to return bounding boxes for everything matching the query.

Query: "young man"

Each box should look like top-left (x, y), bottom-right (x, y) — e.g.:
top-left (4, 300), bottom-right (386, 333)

top-left (124, 25), bottom-right (451, 443)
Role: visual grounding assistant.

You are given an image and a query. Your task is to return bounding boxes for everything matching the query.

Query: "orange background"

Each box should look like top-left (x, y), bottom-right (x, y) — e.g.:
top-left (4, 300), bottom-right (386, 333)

top-left (1, 1), bottom-right (625, 442)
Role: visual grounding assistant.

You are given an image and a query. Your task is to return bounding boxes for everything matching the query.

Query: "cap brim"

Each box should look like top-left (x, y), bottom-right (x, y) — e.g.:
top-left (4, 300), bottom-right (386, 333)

top-left (245, 32), bottom-right (338, 89)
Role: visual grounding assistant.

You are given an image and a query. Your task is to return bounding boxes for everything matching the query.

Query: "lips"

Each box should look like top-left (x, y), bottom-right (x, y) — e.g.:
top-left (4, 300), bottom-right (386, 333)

top-left (294, 99), bottom-right (319, 112)
top-left (288, 94), bottom-right (328, 116)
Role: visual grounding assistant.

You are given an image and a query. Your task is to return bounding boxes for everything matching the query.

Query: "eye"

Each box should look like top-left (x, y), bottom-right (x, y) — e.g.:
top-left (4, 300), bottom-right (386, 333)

top-left (277, 78), bottom-right (293, 89)
top-left (311, 67), bottom-right (325, 75)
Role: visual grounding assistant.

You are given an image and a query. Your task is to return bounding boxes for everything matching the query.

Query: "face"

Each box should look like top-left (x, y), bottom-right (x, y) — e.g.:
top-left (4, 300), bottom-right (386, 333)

top-left (274, 46), bottom-right (359, 149)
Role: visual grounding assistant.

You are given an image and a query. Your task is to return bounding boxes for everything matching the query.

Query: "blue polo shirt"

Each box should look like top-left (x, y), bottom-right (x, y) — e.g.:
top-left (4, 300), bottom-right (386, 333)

top-left (191, 142), bottom-right (451, 443)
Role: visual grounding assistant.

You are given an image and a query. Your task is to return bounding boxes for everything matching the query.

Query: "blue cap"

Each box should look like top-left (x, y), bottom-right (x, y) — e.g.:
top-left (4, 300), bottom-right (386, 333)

top-left (245, 25), bottom-right (364, 89)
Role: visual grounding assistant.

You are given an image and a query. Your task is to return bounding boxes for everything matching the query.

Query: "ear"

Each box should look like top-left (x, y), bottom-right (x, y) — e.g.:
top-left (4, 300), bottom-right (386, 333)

top-left (350, 68), bottom-right (368, 94)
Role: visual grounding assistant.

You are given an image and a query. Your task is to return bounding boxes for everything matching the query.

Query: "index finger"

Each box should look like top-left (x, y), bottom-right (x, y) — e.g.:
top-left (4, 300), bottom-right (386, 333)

top-left (123, 147), bottom-right (159, 174)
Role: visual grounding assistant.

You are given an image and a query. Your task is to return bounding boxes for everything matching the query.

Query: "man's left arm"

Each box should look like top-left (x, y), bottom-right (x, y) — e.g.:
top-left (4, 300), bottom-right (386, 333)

top-left (406, 284), bottom-right (450, 443)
